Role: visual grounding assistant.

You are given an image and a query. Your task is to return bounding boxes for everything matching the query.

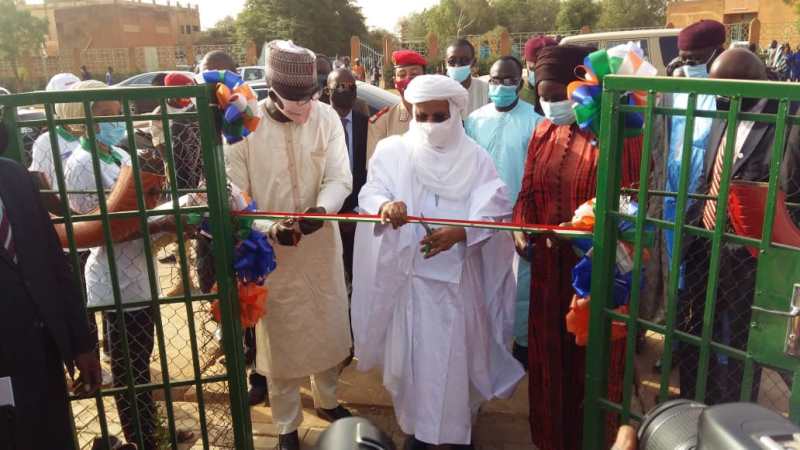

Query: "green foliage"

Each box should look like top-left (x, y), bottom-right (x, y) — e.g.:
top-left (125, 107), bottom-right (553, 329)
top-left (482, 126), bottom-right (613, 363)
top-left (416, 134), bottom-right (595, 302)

top-left (366, 28), bottom-right (397, 52)
top-left (556, 0), bottom-right (601, 32)
top-left (494, 0), bottom-right (561, 33)
top-left (0, 0), bottom-right (48, 89)
top-left (236, 0), bottom-right (367, 56)
top-left (399, 0), bottom-right (496, 40)
top-left (597, 0), bottom-right (667, 30)
top-left (196, 16), bottom-right (237, 45)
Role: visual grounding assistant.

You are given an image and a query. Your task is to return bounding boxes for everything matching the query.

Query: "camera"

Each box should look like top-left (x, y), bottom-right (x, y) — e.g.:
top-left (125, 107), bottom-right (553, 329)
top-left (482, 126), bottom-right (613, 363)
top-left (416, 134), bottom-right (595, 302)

top-left (638, 400), bottom-right (800, 449)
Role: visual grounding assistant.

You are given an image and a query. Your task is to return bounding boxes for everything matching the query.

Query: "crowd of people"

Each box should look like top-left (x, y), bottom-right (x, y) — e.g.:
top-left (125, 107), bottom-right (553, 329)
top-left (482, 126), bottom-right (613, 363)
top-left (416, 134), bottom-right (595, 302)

top-left (2, 17), bottom-right (800, 450)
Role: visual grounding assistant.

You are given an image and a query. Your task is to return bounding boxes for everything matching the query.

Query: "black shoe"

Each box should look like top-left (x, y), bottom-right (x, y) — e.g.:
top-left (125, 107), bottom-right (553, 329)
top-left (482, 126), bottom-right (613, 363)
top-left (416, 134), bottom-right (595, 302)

top-left (315, 405), bottom-right (352, 422)
top-left (403, 436), bottom-right (428, 450)
top-left (158, 254), bottom-right (177, 264)
top-left (91, 436), bottom-right (123, 450)
top-left (450, 445), bottom-right (475, 450)
top-left (248, 384), bottom-right (268, 406)
top-left (276, 431), bottom-right (300, 450)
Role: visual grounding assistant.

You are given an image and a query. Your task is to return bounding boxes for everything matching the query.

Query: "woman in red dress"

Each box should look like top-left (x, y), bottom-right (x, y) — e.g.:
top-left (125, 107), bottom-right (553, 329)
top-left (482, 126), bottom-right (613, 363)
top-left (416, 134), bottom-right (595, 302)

top-left (513, 45), bottom-right (643, 450)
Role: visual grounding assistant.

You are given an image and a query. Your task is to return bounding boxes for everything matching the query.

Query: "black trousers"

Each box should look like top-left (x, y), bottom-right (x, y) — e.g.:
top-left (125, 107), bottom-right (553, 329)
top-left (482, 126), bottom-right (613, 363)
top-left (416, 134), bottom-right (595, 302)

top-left (677, 238), bottom-right (760, 404)
top-left (106, 308), bottom-right (156, 449)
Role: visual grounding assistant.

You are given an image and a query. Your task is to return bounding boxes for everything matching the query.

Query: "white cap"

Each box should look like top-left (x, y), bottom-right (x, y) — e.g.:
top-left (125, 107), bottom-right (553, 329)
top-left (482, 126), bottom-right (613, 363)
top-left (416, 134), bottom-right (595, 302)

top-left (46, 73), bottom-right (81, 91)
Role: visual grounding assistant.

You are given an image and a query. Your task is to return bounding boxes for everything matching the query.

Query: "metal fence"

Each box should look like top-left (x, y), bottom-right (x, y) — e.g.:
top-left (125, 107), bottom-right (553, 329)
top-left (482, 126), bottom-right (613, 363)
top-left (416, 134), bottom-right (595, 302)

top-left (583, 76), bottom-right (800, 449)
top-left (0, 84), bottom-right (252, 449)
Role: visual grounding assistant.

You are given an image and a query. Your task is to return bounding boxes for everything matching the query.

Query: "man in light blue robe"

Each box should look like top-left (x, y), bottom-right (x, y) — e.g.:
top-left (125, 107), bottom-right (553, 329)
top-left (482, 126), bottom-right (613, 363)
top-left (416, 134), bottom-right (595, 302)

top-left (465, 56), bottom-right (542, 367)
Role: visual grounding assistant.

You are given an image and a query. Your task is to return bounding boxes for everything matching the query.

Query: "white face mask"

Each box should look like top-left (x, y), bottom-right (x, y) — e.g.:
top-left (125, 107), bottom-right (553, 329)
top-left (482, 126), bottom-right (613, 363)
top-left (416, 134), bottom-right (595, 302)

top-left (410, 118), bottom-right (455, 150)
top-left (540, 99), bottom-right (576, 125)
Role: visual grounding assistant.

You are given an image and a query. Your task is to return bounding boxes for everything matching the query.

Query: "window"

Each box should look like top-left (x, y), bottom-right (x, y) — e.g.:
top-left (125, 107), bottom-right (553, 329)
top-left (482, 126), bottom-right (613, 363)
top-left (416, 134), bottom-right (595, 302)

top-left (192, 25), bottom-right (200, 32)
top-left (659, 36), bottom-right (679, 68)
top-left (607, 40), bottom-right (649, 61)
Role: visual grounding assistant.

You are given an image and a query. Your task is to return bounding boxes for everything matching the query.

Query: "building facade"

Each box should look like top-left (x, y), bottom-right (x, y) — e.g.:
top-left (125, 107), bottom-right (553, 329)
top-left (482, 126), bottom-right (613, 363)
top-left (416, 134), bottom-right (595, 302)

top-left (24, 0), bottom-right (201, 57)
top-left (667, 0), bottom-right (800, 48)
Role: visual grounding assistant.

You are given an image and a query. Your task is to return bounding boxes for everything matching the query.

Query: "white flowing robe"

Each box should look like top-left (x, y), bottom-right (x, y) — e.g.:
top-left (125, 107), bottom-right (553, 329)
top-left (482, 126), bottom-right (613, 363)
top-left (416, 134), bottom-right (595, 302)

top-left (352, 134), bottom-right (524, 445)
top-left (225, 100), bottom-right (353, 379)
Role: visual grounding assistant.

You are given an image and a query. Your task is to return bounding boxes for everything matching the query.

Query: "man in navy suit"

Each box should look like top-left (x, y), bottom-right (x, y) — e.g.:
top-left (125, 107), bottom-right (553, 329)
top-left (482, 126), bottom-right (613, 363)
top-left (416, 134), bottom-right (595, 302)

top-left (0, 123), bottom-right (101, 449)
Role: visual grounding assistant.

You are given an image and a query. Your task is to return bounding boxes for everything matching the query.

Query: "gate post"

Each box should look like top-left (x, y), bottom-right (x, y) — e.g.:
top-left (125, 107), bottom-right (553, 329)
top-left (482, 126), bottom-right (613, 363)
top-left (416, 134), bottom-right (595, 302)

top-left (351, 36), bottom-right (361, 64)
top-left (581, 83), bottom-right (623, 450)
top-left (196, 85), bottom-right (255, 449)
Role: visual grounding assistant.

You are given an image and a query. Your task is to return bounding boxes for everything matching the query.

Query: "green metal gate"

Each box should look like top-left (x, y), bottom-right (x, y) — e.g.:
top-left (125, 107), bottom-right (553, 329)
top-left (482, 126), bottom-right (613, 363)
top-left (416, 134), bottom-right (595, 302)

top-left (0, 84), bottom-right (253, 449)
top-left (583, 76), bottom-right (800, 448)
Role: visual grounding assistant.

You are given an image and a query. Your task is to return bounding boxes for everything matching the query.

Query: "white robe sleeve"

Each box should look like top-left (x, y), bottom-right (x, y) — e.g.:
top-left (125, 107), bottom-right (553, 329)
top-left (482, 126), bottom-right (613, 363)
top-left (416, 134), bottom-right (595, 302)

top-left (465, 152), bottom-right (513, 247)
top-left (223, 135), bottom-right (274, 233)
top-left (357, 137), bottom-right (400, 214)
top-left (316, 108), bottom-right (353, 213)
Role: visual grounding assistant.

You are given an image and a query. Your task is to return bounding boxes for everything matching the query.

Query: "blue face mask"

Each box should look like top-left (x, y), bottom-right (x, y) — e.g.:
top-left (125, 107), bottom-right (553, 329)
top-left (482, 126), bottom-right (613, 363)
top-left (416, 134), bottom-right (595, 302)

top-left (527, 70), bottom-right (536, 87)
top-left (683, 64), bottom-right (709, 79)
top-left (489, 85), bottom-right (519, 108)
top-left (447, 65), bottom-right (472, 83)
top-left (96, 122), bottom-right (127, 148)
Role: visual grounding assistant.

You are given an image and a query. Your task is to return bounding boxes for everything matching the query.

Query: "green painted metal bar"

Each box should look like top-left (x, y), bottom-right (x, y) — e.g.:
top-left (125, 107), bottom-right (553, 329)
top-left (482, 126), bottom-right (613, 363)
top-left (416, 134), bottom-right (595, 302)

top-left (49, 205), bottom-right (209, 224)
top-left (68, 375), bottom-right (230, 398)
top-left (620, 91), bottom-right (656, 423)
top-left (622, 188), bottom-right (716, 201)
top-left (627, 105), bottom-right (778, 124)
top-left (197, 85), bottom-right (254, 450)
top-left (791, 371), bottom-right (800, 422)
top-left (17, 111), bottom-right (198, 128)
top-left (156, 97), bottom-right (211, 449)
top-left (740, 355), bottom-right (755, 402)
top-left (659, 92), bottom-right (700, 402)
top-left (0, 85), bottom-right (206, 107)
top-left (42, 103), bottom-right (116, 447)
top-left (82, 100), bottom-right (147, 449)
top-left (606, 76), bottom-right (800, 101)
top-left (695, 96), bottom-right (743, 402)
top-left (612, 212), bottom-right (763, 247)
top-left (582, 84), bottom-right (624, 450)
top-left (85, 294), bottom-right (219, 312)
top-left (122, 98), bottom-right (180, 449)
top-left (760, 100), bottom-right (790, 251)
top-left (598, 398), bottom-right (644, 422)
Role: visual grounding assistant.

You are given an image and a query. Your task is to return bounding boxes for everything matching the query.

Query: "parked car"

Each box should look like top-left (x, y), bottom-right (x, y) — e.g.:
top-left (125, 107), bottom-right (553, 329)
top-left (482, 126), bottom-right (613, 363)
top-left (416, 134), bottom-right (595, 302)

top-left (115, 71), bottom-right (194, 115)
top-left (248, 80), bottom-right (399, 116)
top-left (238, 66), bottom-right (266, 83)
top-left (560, 28), bottom-right (681, 75)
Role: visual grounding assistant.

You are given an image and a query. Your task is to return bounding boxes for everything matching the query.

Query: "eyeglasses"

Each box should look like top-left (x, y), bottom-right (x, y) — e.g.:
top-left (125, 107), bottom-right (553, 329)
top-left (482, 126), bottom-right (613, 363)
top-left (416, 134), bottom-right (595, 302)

top-left (414, 112), bottom-right (450, 123)
top-left (488, 77), bottom-right (521, 86)
top-left (273, 89), bottom-right (320, 107)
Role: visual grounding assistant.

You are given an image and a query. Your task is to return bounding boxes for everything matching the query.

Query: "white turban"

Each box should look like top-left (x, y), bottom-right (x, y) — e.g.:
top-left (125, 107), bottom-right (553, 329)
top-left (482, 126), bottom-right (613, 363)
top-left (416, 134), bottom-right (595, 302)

top-left (56, 80), bottom-right (109, 130)
top-left (402, 74), bottom-right (478, 201)
top-left (46, 73), bottom-right (81, 92)
top-left (404, 74), bottom-right (469, 119)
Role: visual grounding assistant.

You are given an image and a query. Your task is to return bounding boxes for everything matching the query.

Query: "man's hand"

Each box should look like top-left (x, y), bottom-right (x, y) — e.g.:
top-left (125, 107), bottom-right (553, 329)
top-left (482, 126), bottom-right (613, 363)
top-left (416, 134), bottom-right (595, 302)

top-left (611, 425), bottom-right (637, 450)
top-left (299, 206), bottom-right (326, 235)
top-left (72, 352), bottom-right (101, 398)
top-left (420, 227), bottom-right (466, 259)
top-left (379, 201), bottom-right (408, 229)
top-left (270, 219), bottom-right (301, 246)
top-left (514, 231), bottom-right (532, 262)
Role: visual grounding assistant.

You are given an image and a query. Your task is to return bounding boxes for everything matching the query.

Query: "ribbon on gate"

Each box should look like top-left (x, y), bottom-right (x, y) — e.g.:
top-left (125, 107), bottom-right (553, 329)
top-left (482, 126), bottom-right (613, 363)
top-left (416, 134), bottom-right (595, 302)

top-left (567, 42), bottom-right (657, 136)
top-left (201, 70), bottom-right (260, 144)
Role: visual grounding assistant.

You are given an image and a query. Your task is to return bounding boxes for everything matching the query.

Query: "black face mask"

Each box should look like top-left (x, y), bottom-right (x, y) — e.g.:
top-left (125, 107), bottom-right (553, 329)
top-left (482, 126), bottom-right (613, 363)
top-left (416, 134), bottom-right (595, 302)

top-left (331, 89), bottom-right (356, 111)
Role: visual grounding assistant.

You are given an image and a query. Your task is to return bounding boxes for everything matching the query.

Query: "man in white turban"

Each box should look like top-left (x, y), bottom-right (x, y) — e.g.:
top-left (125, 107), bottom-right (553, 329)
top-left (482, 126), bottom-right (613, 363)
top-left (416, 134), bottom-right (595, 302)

top-left (351, 74), bottom-right (524, 450)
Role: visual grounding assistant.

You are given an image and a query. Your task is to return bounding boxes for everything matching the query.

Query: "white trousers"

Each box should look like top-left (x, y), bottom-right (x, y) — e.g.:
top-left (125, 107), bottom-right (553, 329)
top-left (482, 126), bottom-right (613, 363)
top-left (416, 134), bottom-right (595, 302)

top-left (267, 365), bottom-right (340, 434)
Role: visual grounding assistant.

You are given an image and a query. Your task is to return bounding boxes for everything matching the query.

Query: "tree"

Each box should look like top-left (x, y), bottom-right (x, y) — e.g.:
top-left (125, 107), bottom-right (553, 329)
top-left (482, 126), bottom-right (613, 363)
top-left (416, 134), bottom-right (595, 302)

top-left (494, 0), bottom-right (561, 33)
top-left (597, 0), bottom-right (668, 30)
top-left (399, 0), bottom-right (496, 40)
top-left (366, 28), bottom-right (398, 52)
top-left (236, 0), bottom-right (367, 56)
top-left (398, 11), bottom-right (430, 40)
top-left (555, 0), bottom-right (601, 32)
top-left (0, 0), bottom-right (48, 90)
top-left (196, 16), bottom-right (237, 45)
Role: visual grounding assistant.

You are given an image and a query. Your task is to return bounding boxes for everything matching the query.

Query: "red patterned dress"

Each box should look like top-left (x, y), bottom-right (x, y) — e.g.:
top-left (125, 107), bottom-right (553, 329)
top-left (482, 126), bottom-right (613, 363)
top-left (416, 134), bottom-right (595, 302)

top-left (514, 120), bottom-right (643, 450)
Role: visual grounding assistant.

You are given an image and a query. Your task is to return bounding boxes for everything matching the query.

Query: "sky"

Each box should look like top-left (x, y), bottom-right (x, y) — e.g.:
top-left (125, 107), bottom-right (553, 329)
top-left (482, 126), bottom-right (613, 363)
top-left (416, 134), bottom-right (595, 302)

top-left (194, 0), bottom-right (440, 31)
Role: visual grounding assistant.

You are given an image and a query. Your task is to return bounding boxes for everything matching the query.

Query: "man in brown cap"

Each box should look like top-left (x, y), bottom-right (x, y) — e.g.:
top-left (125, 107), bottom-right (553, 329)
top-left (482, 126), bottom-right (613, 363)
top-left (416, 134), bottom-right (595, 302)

top-left (366, 49), bottom-right (427, 161)
top-left (224, 40), bottom-right (353, 450)
top-left (520, 35), bottom-right (556, 114)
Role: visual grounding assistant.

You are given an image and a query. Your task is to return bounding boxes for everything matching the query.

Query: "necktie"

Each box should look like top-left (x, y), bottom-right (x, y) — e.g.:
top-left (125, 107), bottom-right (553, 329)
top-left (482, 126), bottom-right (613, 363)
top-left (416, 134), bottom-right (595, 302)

top-left (341, 117), bottom-right (351, 152)
top-left (0, 199), bottom-right (16, 263)
top-left (702, 134), bottom-right (727, 230)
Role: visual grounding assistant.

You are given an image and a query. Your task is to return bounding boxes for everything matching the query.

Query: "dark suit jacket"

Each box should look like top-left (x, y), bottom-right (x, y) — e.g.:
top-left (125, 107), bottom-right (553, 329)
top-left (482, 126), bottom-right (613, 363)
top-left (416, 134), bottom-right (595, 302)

top-left (686, 99), bottom-right (800, 232)
top-left (0, 157), bottom-right (93, 368)
top-left (340, 110), bottom-right (369, 214)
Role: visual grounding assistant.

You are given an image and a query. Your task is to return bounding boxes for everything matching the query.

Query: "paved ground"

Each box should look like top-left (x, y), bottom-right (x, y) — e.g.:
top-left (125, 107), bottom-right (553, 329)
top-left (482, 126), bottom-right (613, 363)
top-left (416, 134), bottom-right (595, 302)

top-left (248, 366), bottom-right (535, 450)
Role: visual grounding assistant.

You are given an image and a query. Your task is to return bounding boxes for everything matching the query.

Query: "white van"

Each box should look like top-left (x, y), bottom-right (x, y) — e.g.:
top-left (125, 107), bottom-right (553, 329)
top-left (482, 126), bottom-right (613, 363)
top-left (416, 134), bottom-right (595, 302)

top-left (560, 29), bottom-right (681, 75)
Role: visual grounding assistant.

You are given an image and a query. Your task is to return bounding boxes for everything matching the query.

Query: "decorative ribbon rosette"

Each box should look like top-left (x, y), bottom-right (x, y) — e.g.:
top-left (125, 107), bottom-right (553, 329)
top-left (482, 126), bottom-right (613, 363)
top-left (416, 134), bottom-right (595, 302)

top-left (567, 42), bottom-right (658, 137)
top-left (187, 183), bottom-right (276, 327)
top-left (201, 70), bottom-right (261, 145)
top-left (565, 196), bottom-right (654, 346)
